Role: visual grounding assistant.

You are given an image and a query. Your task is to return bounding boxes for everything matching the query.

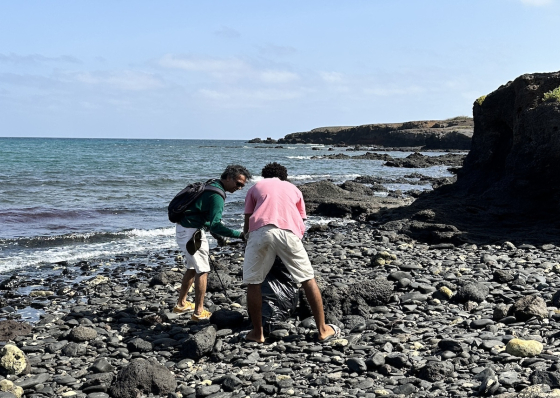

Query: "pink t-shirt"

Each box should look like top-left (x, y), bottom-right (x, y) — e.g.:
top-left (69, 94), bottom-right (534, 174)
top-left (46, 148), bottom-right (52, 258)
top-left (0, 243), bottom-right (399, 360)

top-left (244, 178), bottom-right (307, 239)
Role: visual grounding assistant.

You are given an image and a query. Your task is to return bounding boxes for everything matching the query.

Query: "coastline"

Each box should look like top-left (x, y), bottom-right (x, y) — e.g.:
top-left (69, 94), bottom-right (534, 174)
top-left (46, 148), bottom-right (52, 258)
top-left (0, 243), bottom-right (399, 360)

top-left (1, 220), bottom-right (560, 397)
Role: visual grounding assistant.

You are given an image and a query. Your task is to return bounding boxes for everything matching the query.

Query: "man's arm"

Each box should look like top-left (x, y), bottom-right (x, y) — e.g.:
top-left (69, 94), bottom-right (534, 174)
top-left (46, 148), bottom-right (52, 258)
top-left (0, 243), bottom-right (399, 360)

top-left (206, 193), bottom-right (241, 238)
top-left (244, 213), bottom-right (252, 235)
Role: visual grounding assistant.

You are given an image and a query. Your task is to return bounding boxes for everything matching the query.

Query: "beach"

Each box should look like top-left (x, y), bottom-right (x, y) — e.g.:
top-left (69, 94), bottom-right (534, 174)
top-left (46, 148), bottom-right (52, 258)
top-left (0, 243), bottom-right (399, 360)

top-left (2, 220), bottom-right (560, 397)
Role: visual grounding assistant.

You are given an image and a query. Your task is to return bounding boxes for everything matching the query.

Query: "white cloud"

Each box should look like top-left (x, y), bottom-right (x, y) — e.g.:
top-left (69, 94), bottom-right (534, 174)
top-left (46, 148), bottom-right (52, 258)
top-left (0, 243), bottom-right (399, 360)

top-left (520, 0), bottom-right (553, 5)
top-left (158, 54), bottom-right (251, 81)
top-left (320, 71), bottom-right (344, 83)
top-left (159, 54), bottom-right (247, 73)
top-left (74, 70), bottom-right (164, 91)
top-left (0, 53), bottom-right (80, 65)
top-left (259, 70), bottom-right (299, 83)
top-left (158, 54), bottom-right (301, 85)
top-left (197, 87), bottom-right (303, 106)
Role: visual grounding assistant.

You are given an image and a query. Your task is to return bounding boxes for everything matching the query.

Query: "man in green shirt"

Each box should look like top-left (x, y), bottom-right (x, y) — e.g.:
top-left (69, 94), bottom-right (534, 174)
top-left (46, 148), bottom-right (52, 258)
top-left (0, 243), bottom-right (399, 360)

top-left (174, 164), bottom-right (252, 321)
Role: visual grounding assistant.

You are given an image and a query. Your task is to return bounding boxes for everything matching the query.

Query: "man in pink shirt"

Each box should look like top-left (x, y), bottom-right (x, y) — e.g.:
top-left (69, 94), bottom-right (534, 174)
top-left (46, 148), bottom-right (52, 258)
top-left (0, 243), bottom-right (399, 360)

top-left (243, 162), bottom-right (340, 343)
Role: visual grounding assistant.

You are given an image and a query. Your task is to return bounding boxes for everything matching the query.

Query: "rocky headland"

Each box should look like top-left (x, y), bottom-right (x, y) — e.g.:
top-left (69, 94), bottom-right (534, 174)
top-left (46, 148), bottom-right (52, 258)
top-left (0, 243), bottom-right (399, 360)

top-left (249, 117), bottom-right (473, 150)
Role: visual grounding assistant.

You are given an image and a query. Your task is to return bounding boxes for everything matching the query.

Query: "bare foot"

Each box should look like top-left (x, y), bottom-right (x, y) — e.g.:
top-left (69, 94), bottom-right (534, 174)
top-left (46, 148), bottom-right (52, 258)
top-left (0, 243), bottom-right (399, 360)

top-left (244, 330), bottom-right (265, 343)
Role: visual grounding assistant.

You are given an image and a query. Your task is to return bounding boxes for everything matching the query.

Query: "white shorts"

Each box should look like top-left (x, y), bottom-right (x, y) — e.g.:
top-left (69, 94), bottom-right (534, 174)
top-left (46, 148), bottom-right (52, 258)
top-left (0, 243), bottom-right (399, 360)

top-left (243, 225), bottom-right (314, 284)
top-left (176, 224), bottom-right (210, 274)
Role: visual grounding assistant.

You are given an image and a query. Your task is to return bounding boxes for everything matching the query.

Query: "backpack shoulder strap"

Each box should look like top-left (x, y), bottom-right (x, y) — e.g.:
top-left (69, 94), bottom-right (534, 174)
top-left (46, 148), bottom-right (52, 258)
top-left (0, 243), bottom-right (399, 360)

top-left (204, 179), bottom-right (226, 200)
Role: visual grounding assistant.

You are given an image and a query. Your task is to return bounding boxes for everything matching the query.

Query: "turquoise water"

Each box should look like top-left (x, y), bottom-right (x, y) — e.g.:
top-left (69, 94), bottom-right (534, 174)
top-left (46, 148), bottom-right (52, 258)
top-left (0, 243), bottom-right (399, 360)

top-left (0, 138), bottom-right (454, 272)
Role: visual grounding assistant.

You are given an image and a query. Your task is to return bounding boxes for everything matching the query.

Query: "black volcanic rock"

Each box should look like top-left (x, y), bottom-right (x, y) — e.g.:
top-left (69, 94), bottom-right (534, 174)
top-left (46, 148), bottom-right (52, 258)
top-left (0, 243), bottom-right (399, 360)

top-left (371, 70), bottom-right (560, 244)
top-left (457, 71), bottom-right (560, 213)
top-left (384, 152), bottom-right (466, 168)
top-left (298, 180), bottom-right (409, 218)
top-left (278, 117), bottom-right (473, 149)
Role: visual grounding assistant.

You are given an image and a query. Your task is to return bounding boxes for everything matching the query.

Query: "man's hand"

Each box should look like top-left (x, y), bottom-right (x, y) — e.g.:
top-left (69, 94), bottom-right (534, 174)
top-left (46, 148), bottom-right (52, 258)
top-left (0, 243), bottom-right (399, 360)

top-left (211, 232), bottom-right (230, 247)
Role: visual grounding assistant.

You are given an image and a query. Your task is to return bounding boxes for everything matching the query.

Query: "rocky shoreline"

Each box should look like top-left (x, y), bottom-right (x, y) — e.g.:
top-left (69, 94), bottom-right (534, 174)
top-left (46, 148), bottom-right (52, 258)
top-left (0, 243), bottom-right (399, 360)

top-left (1, 218), bottom-right (560, 397)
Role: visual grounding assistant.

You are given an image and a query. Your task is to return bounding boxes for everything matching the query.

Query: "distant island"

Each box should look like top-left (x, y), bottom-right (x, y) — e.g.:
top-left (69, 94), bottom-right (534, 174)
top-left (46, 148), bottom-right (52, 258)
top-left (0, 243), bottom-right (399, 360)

top-left (249, 116), bottom-right (473, 150)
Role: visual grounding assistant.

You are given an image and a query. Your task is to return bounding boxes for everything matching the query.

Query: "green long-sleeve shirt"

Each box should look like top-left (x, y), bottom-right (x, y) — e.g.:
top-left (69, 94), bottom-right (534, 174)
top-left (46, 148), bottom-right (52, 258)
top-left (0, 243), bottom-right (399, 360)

top-left (179, 180), bottom-right (241, 238)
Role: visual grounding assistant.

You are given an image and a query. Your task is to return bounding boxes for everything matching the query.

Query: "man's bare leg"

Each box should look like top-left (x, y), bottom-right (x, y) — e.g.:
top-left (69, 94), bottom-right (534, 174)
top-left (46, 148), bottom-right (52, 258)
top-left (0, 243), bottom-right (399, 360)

top-left (193, 272), bottom-right (208, 315)
top-left (178, 269), bottom-right (196, 306)
top-left (246, 284), bottom-right (265, 342)
top-left (301, 278), bottom-right (336, 341)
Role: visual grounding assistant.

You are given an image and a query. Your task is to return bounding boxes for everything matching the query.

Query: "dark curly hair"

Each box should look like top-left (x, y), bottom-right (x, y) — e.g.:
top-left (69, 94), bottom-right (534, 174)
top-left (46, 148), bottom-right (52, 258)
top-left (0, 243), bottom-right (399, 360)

top-left (261, 162), bottom-right (288, 181)
top-left (221, 165), bottom-right (252, 181)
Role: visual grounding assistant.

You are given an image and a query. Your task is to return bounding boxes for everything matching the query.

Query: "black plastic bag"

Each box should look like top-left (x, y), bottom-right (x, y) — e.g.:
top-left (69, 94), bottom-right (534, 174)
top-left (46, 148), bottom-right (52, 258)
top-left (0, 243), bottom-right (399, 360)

top-left (261, 257), bottom-right (299, 334)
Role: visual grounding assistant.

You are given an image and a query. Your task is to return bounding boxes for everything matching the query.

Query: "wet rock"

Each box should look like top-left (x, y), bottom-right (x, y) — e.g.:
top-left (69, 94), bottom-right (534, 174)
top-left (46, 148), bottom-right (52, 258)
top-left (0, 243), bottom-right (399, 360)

top-left (299, 180), bottom-right (408, 218)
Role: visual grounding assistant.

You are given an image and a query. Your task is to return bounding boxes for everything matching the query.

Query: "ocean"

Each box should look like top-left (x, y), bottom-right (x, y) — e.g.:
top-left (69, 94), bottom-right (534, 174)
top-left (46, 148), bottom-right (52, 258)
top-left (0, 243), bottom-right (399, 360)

top-left (0, 138), bottom-right (455, 274)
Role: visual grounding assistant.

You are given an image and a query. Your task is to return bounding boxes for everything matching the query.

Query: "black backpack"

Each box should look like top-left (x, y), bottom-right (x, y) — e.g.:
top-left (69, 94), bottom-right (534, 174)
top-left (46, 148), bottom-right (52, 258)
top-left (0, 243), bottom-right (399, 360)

top-left (168, 179), bottom-right (226, 223)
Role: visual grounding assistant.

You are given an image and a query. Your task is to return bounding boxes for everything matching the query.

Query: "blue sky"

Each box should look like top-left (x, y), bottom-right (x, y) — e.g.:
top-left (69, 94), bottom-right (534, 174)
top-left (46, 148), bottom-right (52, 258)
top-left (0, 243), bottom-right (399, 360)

top-left (1, 0), bottom-right (559, 139)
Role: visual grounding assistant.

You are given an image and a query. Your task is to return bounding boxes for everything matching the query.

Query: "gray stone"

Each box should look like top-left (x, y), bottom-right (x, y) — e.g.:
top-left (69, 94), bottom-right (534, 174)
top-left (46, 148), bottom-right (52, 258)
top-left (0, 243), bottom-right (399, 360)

top-left (418, 361), bottom-right (454, 382)
top-left (109, 358), bottom-right (176, 398)
top-left (508, 295), bottom-right (548, 321)
top-left (126, 337), bottom-right (153, 353)
top-left (456, 282), bottom-right (489, 303)
top-left (181, 325), bottom-right (217, 360)
top-left (69, 325), bottom-right (98, 342)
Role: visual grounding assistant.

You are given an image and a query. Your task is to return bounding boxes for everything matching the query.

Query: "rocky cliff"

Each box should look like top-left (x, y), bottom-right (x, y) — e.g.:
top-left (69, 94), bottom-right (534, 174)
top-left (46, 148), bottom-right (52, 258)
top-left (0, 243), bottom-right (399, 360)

top-left (373, 70), bottom-right (560, 244)
top-left (277, 117), bottom-right (473, 149)
top-left (457, 71), bottom-right (560, 211)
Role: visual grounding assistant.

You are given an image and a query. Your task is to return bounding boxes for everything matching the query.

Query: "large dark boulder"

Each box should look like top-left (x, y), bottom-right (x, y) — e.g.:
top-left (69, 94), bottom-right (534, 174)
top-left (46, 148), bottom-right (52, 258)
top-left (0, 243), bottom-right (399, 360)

top-left (0, 321), bottom-right (31, 342)
top-left (317, 278), bottom-right (394, 323)
top-left (508, 294), bottom-right (548, 321)
top-left (109, 358), bottom-right (176, 398)
top-left (180, 326), bottom-right (217, 360)
top-left (210, 309), bottom-right (244, 329)
top-left (299, 180), bottom-right (409, 218)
